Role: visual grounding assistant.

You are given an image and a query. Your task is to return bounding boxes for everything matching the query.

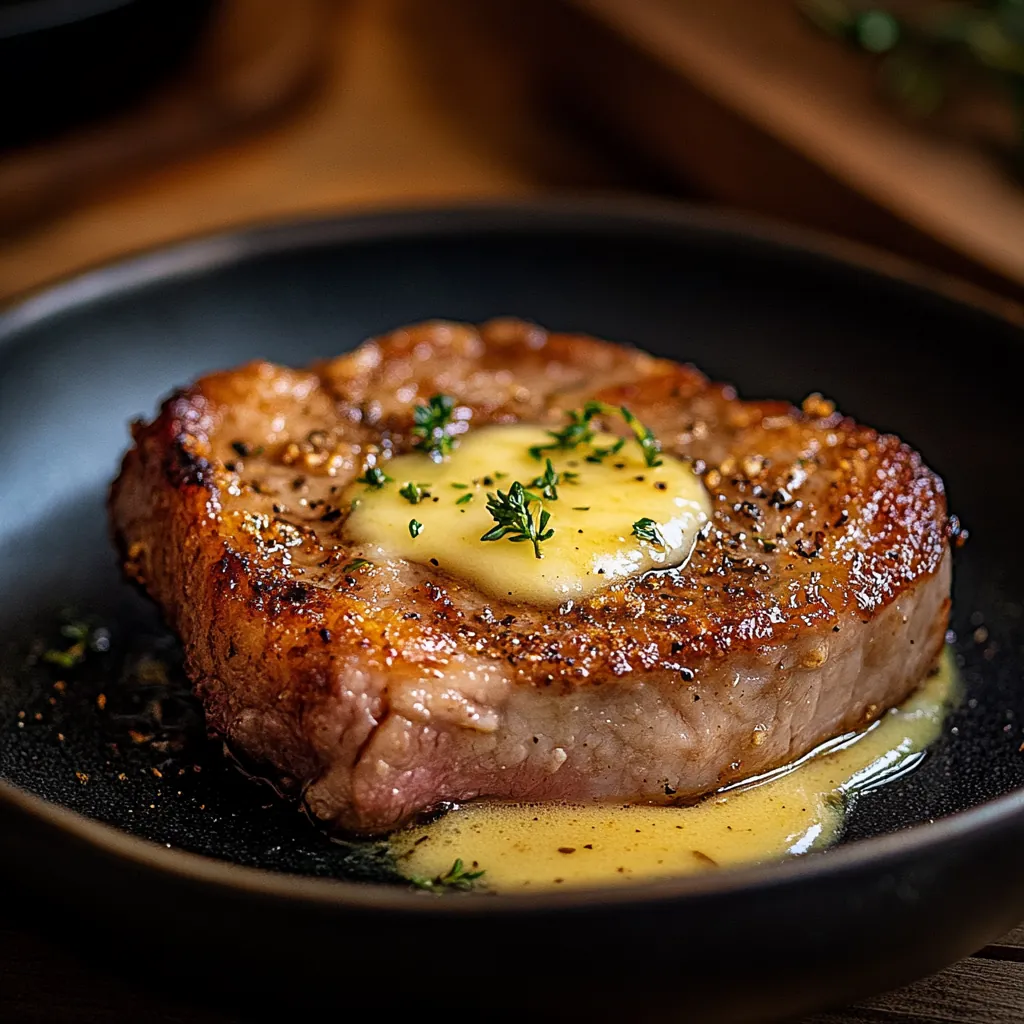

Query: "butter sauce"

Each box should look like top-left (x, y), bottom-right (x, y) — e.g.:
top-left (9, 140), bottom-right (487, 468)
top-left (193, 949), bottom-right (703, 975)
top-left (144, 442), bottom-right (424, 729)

top-left (343, 425), bottom-right (710, 604)
top-left (391, 653), bottom-right (957, 891)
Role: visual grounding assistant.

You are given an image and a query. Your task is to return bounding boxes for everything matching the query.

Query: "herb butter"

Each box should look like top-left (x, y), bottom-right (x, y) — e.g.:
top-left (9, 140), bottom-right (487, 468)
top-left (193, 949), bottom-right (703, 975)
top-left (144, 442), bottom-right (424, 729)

top-left (344, 424), bottom-right (711, 604)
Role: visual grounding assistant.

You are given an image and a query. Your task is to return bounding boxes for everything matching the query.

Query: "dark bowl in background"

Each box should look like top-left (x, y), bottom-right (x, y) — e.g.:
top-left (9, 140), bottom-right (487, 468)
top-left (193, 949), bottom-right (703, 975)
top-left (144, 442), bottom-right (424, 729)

top-left (1, 0), bottom-right (219, 149)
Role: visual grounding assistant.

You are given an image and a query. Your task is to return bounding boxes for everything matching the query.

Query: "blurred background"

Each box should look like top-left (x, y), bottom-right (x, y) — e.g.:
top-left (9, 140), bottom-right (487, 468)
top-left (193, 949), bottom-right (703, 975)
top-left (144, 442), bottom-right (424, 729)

top-left (3, 0), bottom-right (1024, 303)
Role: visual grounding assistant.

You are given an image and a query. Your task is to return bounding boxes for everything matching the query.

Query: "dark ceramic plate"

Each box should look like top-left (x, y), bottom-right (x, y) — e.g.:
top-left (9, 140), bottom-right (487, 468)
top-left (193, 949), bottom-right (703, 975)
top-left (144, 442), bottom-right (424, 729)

top-left (2, 200), bottom-right (1023, 1022)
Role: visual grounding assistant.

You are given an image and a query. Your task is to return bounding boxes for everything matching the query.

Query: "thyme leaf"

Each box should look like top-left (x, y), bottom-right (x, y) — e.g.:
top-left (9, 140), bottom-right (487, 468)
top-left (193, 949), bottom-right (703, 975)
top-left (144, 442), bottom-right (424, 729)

top-left (527, 402), bottom-right (603, 460)
top-left (530, 402), bottom-right (662, 467)
top-left (619, 406), bottom-right (663, 467)
top-left (585, 436), bottom-right (625, 463)
top-left (409, 519), bottom-right (423, 538)
top-left (399, 481), bottom-right (425, 504)
top-left (632, 517), bottom-right (666, 547)
top-left (529, 458), bottom-right (562, 500)
top-left (481, 481), bottom-right (554, 559)
top-left (42, 617), bottom-right (111, 669)
top-left (341, 558), bottom-right (371, 573)
top-left (412, 394), bottom-right (458, 461)
top-left (357, 465), bottom-right (392, 489)
top-left (409, 858), bottom-right (486, 892)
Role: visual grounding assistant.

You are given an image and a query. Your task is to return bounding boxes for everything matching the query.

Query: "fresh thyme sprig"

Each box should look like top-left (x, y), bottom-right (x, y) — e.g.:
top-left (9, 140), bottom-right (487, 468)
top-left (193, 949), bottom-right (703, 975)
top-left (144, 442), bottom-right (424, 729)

top-left (527, 402), bottom-right (604, 460)
top-left (585, 436), bottom-right (625, 464)
top-left (529, 402), bottom-right (662, 467)
top-left (632, 518), bottom-right (667, 547)
top-left (481, 481), bottom-right (553, 558)
top-left (412, 394), bottom-right (458, 461)
top-left (530, 459), bottom-right (562, 500)
top-left (409, 858), bottom-right (486, 892)
top-left (620, 406), bottom-right (663, 467)
top-left (357, 465), bottom-right (392, 489)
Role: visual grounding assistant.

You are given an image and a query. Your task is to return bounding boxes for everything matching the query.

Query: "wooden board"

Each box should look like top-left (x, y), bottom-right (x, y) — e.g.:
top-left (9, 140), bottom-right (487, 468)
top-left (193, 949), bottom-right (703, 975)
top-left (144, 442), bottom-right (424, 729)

top-left (490, 0), bottom-right (1024, 299)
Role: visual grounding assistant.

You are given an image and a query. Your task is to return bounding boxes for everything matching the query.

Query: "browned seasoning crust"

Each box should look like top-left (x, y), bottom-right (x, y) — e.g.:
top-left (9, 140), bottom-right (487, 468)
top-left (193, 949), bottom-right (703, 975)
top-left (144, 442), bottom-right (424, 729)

top-left (109, 319), bottom-right (953, 833)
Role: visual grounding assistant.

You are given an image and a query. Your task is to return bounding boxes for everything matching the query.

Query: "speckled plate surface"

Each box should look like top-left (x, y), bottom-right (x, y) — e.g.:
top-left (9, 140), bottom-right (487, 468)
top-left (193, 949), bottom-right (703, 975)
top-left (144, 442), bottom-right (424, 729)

top-left (2, 200), bottom-right (1024, 1021)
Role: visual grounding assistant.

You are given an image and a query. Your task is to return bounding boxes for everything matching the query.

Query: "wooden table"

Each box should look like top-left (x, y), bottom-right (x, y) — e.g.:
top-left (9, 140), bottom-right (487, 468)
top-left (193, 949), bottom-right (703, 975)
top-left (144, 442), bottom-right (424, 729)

top-left (2, 1), bottom-right (1022, 1020)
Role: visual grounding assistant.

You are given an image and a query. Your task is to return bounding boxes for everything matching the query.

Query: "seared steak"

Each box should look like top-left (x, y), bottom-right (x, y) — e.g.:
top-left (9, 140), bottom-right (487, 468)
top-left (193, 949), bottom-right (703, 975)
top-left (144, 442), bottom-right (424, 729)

top-left (109, 319), bottom-right (952, 833)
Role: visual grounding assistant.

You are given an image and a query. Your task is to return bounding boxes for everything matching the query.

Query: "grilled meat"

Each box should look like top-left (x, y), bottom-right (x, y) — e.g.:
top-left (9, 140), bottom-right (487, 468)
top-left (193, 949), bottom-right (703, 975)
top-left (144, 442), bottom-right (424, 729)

top-left (110, 319), bottom-right (952, 833)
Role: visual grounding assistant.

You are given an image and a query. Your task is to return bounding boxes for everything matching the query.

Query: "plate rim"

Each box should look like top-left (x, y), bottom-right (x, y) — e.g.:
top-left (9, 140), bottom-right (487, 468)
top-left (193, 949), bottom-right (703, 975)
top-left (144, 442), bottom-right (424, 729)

top-left (2, 194), bottom-right (1021, 913)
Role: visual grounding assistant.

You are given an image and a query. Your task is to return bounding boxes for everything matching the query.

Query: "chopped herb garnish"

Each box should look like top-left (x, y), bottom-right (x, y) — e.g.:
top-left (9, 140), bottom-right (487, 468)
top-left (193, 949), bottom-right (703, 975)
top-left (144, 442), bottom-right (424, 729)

top-left (585, 436), bottom-right (626, 463)
top-left (43, 643), bottom-right (87, 669)
top-left (528, 403), bottom-right (603, 460)
top-left (754, 535), bottom-right (777, 552)
top-left (42, 618), bottom-right (110, 669)
top-left (357, 465), bottom-right (392, 489)
top-left (341, 558), bottom-right (371, 573)
top-left (455, 493), bottom-right (473, 506)
top-left (572, 506), bottom-right (591, 511)
top-left (412, 394), bottom-right (458, 461)
top-left (620, 406), bottom-right (663, 467)
top-left (530, 402), bottom-right (662, 467)
top-left (399, 481), bottom-right (424, 504)
top-left (481, 481), bottom-right (553, 559)
top-left (632, 518), bottom-right (666, 547)
top-left (450, 482), bottom-right (469, 489)
top-left (409, 858), bottom-right (485, 892)
top-left (409, 519), bottom-right (423, 538)
top-left (529, 458), bottom-right (563, 500)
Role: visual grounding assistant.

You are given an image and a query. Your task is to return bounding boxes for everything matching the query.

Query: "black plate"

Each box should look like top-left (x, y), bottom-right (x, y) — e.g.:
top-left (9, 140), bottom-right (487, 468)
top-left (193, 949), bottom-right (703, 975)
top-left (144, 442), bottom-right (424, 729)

top-left (2, 200), bottom-right (1024, 1022)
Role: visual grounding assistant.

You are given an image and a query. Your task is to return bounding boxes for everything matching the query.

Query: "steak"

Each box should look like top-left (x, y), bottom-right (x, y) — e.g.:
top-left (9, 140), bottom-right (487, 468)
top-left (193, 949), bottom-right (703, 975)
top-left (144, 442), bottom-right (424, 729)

top-left (109, 319), bottom-right (952, 834)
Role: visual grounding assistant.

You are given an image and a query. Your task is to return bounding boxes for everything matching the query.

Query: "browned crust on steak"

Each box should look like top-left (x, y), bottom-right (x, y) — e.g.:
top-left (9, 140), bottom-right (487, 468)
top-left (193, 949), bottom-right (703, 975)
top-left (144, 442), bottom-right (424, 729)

top-left (109, 319), bottom-right (952, 832)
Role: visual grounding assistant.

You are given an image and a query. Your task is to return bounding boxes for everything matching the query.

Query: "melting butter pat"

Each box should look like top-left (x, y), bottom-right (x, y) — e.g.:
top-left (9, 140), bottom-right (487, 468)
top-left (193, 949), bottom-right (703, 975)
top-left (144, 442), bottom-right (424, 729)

top-left (344, 424), bottom-right (710, 604)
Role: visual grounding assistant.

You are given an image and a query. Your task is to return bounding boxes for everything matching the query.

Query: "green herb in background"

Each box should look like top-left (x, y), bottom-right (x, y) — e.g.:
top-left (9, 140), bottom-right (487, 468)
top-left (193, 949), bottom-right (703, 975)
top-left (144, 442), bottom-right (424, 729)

top-left (799, 0), bottom-right (1024, 164)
